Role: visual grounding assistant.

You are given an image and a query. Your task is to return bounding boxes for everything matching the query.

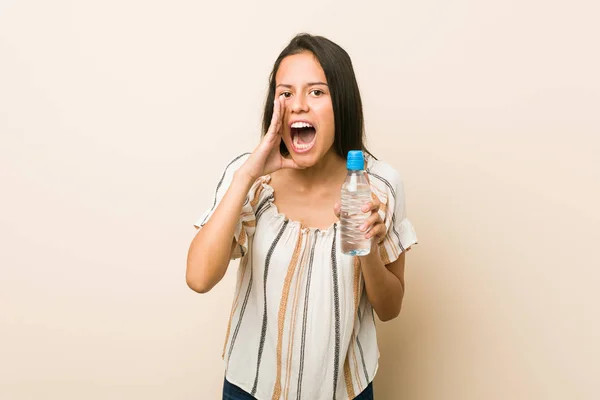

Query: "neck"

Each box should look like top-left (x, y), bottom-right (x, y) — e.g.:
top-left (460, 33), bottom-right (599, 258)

top-left (286, 149), bottom-right (347, 189)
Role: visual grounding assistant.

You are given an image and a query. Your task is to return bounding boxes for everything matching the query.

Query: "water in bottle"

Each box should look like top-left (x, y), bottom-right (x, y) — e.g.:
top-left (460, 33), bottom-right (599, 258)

top-left (340, 150), bottom-right (372, 256)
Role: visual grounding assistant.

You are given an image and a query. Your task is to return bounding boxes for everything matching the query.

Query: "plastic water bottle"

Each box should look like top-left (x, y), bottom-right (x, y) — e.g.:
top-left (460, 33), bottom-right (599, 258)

top-left (340, 150), bottom-right (372, 256)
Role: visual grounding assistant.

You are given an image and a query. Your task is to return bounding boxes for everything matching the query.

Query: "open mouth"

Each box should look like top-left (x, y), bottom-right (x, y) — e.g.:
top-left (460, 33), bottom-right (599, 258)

top-left (290, 121), bottom-right (317, 153)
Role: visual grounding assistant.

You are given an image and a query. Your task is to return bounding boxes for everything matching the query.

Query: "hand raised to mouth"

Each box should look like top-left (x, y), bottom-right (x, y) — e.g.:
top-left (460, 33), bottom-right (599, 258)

top-left (238, 97), bottom-right (305, 181)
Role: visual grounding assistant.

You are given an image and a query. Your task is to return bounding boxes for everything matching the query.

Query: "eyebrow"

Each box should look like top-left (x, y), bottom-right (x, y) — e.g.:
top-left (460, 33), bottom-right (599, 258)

top-left (276, 82), bottom-right (328, 89)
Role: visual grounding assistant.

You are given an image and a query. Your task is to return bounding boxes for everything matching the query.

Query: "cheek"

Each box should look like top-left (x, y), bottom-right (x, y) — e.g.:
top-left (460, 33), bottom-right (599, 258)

top-left (314, 103), bottom-right (335, 132)
top-left (322, 108), bottom-right (335, 142)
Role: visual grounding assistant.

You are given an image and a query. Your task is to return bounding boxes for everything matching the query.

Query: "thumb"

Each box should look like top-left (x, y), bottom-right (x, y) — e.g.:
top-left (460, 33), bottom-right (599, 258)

top-left (333, 202), bottom-right (341, 218)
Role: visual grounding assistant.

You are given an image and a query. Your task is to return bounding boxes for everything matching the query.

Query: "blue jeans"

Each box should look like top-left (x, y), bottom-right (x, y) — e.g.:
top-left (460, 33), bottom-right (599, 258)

top-left (222, 379), bottom-right (374, 400)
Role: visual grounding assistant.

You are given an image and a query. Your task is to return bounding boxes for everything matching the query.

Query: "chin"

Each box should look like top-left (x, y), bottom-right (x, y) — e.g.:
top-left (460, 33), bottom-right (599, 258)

top-left (289, 153), bottom-right (315, 168)
top-left (288, 148), bottom-right (325, 168)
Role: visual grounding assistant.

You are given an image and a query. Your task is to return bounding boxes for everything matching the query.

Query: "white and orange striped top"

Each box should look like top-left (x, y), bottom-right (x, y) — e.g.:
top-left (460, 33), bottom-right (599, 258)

top-left (194, 153), bottom-right (417, 400)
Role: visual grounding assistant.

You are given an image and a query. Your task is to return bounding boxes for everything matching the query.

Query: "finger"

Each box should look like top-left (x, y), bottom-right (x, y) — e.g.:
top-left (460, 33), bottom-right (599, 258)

top-left (371, 195), bottom-right (381, 210)
top-left (275, 98), bottom-right (283, 133)
top-left (264, 100), bottom-right (282, 146)
top-left (360, 199), bottom-right (380, 213)
top-left (333, 202), bottom-right (341, 218)
top-left (267, 98), bottom-right (280, 136)
top-left (361, 196), bottom-right (381, 212)
top-left (365, 223), bottom-right (386, 241)
top-left (359, 212), bottom-right (382, 232)
top-left (276, 98), bottom-right (285, 135)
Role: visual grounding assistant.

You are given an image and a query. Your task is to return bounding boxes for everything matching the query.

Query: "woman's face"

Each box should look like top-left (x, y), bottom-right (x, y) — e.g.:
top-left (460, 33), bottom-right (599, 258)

top-left (275, 52), bottom-right (336, 168)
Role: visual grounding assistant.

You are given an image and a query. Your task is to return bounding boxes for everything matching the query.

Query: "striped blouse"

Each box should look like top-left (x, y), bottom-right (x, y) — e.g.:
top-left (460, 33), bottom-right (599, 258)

top-left (194, 153), bottom-right (418, 400)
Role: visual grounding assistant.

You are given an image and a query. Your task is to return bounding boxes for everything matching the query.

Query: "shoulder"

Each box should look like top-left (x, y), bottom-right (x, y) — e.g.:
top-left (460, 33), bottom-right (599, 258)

top-left (219, 152), bottom-right (252, 174)
top-left (365, 154), bottom-right (404, 193)
top-left (206, 152), bottom-right (253, 195)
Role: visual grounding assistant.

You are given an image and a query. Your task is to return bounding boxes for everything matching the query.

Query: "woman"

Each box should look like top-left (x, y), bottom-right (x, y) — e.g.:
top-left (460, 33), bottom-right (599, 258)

top-left (187, 33), bottom-right (417, 400)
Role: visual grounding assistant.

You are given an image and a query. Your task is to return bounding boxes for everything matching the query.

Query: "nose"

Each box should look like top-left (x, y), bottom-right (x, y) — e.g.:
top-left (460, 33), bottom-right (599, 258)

top-left (290, 94), bottom-right (309, 113)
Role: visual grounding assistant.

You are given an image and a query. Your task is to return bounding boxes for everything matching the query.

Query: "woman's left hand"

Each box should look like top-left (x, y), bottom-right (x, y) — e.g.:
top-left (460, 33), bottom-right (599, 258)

top-left (333, 197), bottom-right (387, 244)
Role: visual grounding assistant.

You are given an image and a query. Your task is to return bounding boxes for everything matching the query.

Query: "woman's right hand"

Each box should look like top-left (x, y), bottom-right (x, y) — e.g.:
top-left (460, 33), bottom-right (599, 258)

top-left (238, 97), bottom-right (303, 180)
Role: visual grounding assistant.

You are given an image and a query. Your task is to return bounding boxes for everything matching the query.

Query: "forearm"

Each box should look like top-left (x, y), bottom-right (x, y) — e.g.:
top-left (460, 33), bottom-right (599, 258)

top-left (359, 247), bottom-right (405, 321)
top-left (186, 169), bottom-right (255, 293)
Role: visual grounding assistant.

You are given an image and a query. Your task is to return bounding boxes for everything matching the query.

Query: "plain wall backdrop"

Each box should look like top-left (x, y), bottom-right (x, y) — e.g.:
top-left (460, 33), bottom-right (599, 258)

top-left (1, 0), bottom-right (599, 399)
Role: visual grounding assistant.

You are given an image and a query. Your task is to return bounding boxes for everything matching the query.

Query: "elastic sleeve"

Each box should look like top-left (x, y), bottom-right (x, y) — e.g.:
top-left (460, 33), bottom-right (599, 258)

top-left (370, 168), bottom-right (418, 265)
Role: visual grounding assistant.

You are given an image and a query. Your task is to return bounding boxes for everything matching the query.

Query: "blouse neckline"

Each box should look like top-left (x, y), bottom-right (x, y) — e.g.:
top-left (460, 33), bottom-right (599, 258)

top-left (258, 153), bottom-right (374, 235)
top-left (259, 177), bottom-right (339, 234)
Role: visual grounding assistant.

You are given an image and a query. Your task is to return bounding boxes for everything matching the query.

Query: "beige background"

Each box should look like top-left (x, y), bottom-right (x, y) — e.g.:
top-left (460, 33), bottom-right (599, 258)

top-left (1, 0), bottom-right (599, 399)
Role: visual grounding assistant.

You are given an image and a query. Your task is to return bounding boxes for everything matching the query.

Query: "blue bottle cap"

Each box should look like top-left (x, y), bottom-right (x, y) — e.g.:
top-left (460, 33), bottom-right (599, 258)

top-left (347, 150), bottom-right (365, 170)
